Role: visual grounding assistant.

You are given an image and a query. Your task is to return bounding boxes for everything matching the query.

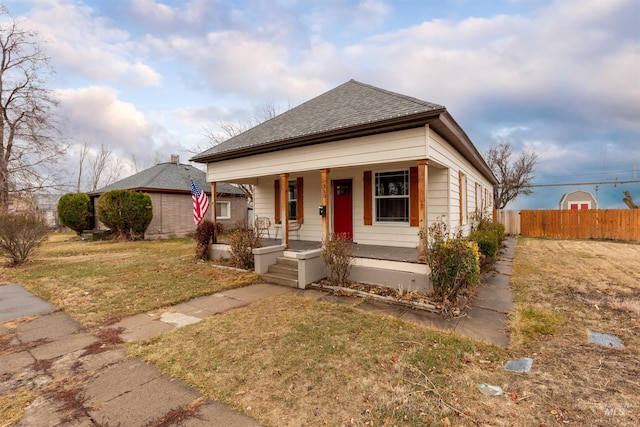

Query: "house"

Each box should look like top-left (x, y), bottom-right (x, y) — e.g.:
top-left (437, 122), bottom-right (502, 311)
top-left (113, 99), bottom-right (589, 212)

top-left (559, 190), bottom-right (598, 210)
top-left (89, 156), bottom-right (248, 239)
top-left (192, 80), bottom-right (497, 289)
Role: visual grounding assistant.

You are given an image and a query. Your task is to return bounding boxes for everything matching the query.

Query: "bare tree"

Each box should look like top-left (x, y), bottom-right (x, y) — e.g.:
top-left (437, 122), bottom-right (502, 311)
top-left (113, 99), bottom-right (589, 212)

top-left (0, 8), bottom-right (64, 211)
top-left (485, 142), bottom-right (538, 209)
top-left (76, 139), bottom-right (90, 192)
top-left (201, 98), bottom-right (290, 202)
top-left (90, 143), bottom-right (112, 191)
top-left (623, 191), bottom-right (638, 209)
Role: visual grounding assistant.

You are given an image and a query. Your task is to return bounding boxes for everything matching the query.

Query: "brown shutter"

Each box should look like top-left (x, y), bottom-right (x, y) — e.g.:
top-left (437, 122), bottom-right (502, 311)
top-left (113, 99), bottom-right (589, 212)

top-left (274, 179), bottom-right (280, 223)
top-left (364, 171), bottom-right (372, 225)
top-left (475, 182), bottom-right (479, 211)
top-left (296, 177), bottom-right (304, 223)
top-left (409, 166), bottom-right (418, 226)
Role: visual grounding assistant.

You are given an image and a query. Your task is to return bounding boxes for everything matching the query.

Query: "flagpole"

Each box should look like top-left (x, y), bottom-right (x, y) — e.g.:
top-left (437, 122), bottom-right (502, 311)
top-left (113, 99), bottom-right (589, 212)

top-left (211, 182), bottom-right (217, 244)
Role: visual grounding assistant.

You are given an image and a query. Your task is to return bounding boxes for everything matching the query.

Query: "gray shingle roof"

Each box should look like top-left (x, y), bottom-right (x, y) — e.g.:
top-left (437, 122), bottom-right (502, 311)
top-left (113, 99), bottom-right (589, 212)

top-left (89, 163), bottom-right (244, 196)
top-left (191, 79), bottom-right (445, 162)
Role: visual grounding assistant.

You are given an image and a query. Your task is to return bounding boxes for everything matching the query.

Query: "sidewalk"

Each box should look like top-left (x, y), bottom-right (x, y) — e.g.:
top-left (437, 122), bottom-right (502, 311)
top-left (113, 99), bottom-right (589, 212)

top-left (0, 237), bottom-right (516, 426)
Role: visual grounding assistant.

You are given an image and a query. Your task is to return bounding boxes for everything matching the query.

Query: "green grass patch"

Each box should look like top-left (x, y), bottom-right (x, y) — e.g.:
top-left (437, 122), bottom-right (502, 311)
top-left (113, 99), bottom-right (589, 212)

top-left (130, 295), bottom-right (506, 426)
top-left (513, 306), bottom-right (563, 339)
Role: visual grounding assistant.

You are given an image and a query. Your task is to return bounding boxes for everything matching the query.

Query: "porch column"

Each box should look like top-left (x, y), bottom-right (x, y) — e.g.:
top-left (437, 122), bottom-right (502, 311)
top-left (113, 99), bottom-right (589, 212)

top-left (280, 173), bottom-right (289, 249)
top-left (321, 168), bottom-right (330, 242)
top-left (210, 182), bottom-right (217, 243)
top-left (418, 159), bottom-right (428, 262)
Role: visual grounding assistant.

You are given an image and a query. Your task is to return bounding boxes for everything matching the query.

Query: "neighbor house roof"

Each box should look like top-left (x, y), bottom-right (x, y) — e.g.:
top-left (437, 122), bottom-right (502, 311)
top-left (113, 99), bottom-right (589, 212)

top-left (88, 162), bottom-right (245, 196)
top-left (191, 79), bottom-right (498, 185)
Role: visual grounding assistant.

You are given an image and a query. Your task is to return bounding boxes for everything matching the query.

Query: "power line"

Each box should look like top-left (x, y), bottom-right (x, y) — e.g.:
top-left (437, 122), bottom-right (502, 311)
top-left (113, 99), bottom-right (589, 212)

top-left (528, 179), bottom-right (640, 188)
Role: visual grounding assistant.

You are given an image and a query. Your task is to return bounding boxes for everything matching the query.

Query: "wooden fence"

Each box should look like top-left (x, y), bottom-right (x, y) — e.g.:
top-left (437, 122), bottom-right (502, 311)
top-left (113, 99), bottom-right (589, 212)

top-left (518, 209), bottom-right (640, 241)
top-left (493, 209), bottom-right (521, 236)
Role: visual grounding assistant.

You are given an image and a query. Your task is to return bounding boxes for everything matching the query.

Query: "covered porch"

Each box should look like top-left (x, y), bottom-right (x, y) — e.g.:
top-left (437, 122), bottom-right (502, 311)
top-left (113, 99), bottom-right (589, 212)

top-left (246, 238), bottom-right (429, 292)
top-left (257, 238), bottom-right (421, 263)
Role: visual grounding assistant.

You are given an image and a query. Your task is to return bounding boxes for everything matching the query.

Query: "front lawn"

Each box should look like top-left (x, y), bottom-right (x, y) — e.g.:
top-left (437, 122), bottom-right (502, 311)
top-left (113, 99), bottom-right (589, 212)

top-left (1, 233), bottom-right (260, 326)
top-left (130, 238), bottom-right (640, 425)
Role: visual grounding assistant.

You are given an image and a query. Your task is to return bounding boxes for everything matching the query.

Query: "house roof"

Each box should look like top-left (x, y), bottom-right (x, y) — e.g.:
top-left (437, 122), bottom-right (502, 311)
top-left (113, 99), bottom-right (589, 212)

top-left (559, 190), bottom-right (597, 205)
top-left (190, 79), bottom-right (498, 185)
top-left (88, 162), bottom-right (245, 197)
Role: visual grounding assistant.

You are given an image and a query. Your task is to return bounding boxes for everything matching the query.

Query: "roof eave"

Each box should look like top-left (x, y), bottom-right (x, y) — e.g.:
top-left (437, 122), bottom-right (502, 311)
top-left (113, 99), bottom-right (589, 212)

top-left (433, 112), bottom-right (499, 185)
top-left (191, 108), bottom-right (446, 164)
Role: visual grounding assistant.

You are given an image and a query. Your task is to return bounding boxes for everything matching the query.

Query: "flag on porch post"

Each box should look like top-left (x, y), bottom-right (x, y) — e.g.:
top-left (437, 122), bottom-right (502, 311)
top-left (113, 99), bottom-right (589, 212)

top-left (190, 179), bottom-right (209, 225)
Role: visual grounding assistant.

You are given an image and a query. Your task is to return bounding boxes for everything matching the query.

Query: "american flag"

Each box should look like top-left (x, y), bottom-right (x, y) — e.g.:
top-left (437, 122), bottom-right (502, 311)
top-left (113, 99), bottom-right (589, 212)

top-left (190, 179), bottom-right (209, 225)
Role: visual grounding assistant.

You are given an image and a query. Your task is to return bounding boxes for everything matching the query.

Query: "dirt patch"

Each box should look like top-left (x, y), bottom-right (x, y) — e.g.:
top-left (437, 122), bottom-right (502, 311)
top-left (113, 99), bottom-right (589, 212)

top-left (82, 327), bottom-right (124, 356)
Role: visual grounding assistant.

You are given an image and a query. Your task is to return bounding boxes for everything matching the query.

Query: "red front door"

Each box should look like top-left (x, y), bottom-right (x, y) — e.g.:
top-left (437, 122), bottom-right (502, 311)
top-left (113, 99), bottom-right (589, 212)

top-left (333, 179), bottom-right (353, 240)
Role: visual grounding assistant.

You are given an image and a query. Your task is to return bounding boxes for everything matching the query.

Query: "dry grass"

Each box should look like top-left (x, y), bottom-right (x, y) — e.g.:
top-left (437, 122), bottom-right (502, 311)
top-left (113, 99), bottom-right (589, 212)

top-left (1, 232), bottom-right (260, 326)
top-left (131, 295), bottom-right (507, 426)
top-left (506, 238), bottom-right (640, 425)
top-left (130, 238), bottom-right (640, 426)
top-left (0, 389), bottom-right (35, 425)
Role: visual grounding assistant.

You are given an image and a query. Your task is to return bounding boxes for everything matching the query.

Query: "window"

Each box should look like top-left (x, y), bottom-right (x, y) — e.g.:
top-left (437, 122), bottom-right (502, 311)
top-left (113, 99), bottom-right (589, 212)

top-left (216, 201), bottom-right (230, 219)
top-left (375, 170), bottom-right (409, 223)
top-left (274, 177), bottom-right (304, 224)
top-left (287, 181), bottom-right (297, 221)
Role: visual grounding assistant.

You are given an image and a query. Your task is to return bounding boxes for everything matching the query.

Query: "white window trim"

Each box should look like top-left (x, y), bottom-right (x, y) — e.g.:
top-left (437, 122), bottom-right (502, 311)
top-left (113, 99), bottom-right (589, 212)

top-left (216, 201), bottom-right (231, 219)
top-left (373, 169), bottom-right (410, 224)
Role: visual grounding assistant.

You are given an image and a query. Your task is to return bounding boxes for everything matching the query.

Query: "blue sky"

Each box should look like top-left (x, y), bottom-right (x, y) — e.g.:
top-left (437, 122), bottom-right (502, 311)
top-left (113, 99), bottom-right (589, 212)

top-left (5, 0), bottom-right (639, 208)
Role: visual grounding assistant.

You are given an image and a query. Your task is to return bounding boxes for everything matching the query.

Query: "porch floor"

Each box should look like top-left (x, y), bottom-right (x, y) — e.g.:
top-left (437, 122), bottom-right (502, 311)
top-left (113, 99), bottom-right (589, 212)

top-left (257, 238), bottom-right (421, 264)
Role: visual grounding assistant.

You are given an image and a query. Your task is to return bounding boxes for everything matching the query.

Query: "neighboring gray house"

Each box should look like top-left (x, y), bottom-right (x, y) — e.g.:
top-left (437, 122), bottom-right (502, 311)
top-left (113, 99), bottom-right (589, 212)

top-left (559, 190), bottom-right (598, 210)
top-left (89, 157), bottom-right (247, 239)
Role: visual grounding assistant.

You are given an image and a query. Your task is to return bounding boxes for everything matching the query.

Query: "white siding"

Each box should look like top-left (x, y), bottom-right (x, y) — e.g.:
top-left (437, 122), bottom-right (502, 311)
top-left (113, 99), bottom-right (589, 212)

top-left (427, 165), bottom-right (449, 226)
top-left (429, 132), bottom-right (493, 234)
top-left (207, 128), bottom-right (427, 182)
top-left (220, 124), bottom-right (495, 246)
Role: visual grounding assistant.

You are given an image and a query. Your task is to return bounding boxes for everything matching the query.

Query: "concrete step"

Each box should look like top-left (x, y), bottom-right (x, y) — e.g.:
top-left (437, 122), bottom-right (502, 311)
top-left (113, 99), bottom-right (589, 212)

top-left (276, 256), bottom-right (298, 267)
top-left (269, 263), bottom-right (298, 276)
top-left (261, 272), bottom-right (298, 288)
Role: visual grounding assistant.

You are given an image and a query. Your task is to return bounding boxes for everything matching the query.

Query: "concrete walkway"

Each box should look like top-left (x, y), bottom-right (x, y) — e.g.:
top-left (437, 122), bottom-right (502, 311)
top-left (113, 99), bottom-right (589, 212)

top-left (0, 237), bottom-right (516, 426)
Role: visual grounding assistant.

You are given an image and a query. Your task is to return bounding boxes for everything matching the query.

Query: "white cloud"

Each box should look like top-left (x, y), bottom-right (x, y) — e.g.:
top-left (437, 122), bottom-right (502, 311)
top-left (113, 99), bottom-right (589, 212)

top-left (14, 0), bottom-right (161, 86)
top-left (56, 86), bottom-right (153, 154)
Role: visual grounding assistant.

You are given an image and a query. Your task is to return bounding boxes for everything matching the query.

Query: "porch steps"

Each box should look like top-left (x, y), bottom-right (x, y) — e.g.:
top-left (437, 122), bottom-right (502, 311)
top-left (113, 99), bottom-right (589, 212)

top-left (261, 256), bottom-right (298, 288)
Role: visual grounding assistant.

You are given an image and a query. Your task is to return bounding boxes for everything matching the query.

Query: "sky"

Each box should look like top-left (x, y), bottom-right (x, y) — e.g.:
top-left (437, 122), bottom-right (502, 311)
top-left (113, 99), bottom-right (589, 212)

top-left (4, 0), bottom-right (639, 209)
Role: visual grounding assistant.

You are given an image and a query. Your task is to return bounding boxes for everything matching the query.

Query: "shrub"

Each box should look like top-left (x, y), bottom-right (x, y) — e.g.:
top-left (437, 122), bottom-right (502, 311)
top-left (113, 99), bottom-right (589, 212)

top-left (96, 190), bottom-right (153, 240)
top-left (214, 221), bottom-right (225, 239)
top-left (0, 212), bottom-right (49, 265)
top-left (471, 210), bottom-right (505, 242)
top-left (228, 221), bottom-right (260, 269)
top-left (195, 219), bottom-right (215, 260)
top-left (57, 193), bottom-right (92, 235)
top-left (321, 233), bottom-right (353, 287)
top-left (468, 229), bottom-right (499, 259)
top-left (424, 223), bottom-right (480, 305)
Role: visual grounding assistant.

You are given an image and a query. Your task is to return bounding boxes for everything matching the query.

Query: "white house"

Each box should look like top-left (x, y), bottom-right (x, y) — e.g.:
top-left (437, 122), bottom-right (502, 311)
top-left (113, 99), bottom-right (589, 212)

top-left (192, 80), bottom-right (497, 289)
